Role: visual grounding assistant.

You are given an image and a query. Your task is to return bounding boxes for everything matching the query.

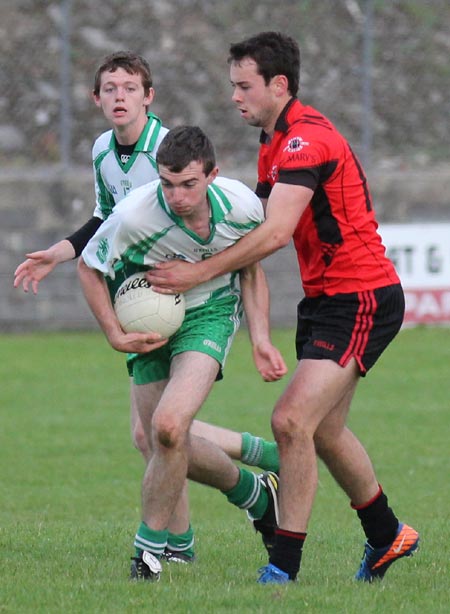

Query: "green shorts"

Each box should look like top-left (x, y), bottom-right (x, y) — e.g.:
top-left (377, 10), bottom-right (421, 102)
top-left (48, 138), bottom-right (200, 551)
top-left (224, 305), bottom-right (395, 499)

top-left (130, 295), bottom-right (242, 385)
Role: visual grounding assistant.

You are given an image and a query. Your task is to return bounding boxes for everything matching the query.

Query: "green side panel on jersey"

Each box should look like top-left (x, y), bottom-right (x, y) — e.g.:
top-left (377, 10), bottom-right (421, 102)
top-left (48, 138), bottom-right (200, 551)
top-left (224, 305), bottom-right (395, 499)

top-left (93, 149), bottom-right (116, 219)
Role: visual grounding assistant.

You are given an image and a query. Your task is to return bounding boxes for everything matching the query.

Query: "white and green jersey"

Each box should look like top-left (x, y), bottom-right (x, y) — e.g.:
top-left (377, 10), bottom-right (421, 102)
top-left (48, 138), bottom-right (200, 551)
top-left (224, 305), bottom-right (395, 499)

top-left (82, 176), bottom-right (264, 310)
top-left (92, 112), bottom-right (169, 220)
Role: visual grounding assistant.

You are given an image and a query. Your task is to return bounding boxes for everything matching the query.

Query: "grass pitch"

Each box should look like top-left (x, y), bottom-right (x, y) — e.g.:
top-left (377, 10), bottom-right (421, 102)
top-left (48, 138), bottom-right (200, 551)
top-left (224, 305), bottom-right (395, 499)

top-left (1, 327), bottom-right (449, 612)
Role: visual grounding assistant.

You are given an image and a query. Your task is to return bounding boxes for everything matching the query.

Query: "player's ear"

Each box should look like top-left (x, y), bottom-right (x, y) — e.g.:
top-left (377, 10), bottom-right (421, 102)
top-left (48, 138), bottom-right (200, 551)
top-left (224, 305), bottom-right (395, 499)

top-left (92, 91), bottom-right (102, 107)
top-left (144, 87), bottom-right (155, 107)
top-left (207, 166), bottom-right (219, 184)
top-left (271, 75), bottom-right (289, 97)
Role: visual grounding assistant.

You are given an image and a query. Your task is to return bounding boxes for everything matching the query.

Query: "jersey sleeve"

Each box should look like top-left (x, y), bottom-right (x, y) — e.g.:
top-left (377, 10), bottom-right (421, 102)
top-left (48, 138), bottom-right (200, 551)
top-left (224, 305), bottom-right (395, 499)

top-left (81, 205), bottom-right (129, 279)
top-left (276, 128), bottom-right (337, 190)
top-left (247, 193), bottom-right (264, 226)
top-left (256, 152), bottom-right (271, 199)
top-left (219, 178), bottom-right (265, 229)
top-left (236, 185), bottom-right (264, 226)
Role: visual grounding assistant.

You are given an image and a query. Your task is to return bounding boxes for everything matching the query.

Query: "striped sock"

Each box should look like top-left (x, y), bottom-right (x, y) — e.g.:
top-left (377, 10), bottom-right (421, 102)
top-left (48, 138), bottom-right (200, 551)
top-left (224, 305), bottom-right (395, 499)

top-left (134, 521), bottom-right (168, 557)
top-left (241, 433), bottom-right (280, 473)
top-left (167, 525), bottom-right (195, 558)
top-left (241, 433), bottom-right (264, 466)
top-left (223, 468), bottom-right (268, 519)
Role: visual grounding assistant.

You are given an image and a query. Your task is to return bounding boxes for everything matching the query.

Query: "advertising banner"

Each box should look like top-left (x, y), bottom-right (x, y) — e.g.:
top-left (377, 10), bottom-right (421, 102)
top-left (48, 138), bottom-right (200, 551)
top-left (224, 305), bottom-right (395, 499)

top-left (379, 223), bottom-right (450, 325)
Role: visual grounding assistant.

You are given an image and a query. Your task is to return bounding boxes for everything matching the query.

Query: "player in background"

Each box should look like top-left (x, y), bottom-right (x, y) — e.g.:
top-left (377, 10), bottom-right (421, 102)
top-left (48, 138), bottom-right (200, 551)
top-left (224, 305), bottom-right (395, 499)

top-left (145, 32), bottom-right (420, 583)
top-left (13, 51), bottom-right (283, 563)
top-left (78, 125), bottom-right (286, 580)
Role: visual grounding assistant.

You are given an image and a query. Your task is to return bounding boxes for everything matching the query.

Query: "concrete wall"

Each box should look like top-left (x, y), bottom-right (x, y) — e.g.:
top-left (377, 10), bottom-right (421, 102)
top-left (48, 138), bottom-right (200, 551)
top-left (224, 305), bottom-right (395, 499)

top-left (2, 166), bottom-right (449, 332)
top-left (1, 168), bottom-right (97, 332)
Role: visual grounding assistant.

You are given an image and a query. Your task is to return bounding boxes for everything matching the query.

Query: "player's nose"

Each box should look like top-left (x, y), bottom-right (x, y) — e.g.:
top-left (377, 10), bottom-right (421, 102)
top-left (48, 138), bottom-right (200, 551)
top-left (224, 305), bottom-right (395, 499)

top-left (231, 89), bottom-right (240, 103)
top-left (171, 187), bottom-right (185, 202)
top-left (115, 87), bottom-right (125, 100)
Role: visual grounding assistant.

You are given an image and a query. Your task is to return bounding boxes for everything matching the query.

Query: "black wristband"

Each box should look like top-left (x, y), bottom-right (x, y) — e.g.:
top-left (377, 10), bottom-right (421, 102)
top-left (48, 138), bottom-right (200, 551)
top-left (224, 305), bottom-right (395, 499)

top-left (66, 217), bottom-right (103, 257)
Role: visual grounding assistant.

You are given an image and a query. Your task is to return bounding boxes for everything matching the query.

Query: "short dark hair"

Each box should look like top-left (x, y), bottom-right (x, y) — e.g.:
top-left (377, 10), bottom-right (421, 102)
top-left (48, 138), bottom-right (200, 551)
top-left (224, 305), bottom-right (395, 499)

top-left (93, 51), bottom-right (153, 95)
top-left (156, 126), bottom-right (216, 176)
top-left (228, 31), bottom-right (300, 96)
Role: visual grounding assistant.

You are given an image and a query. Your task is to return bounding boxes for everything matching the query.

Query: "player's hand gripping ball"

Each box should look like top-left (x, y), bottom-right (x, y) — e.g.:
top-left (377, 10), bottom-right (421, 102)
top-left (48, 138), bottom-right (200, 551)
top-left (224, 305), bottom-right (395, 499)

top-left (114, 272), bottom-right (185, 338)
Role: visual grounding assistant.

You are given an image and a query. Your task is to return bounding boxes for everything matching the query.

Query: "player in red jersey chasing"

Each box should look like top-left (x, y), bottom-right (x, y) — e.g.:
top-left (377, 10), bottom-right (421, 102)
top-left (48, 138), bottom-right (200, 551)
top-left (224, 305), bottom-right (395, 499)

top-left (146, 31), bottom-right (419, 584)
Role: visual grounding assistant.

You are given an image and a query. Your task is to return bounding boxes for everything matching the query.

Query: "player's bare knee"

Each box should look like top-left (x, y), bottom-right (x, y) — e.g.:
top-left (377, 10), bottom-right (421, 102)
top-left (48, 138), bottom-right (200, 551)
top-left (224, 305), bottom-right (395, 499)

top-left (271, 406), bottom-right (312, 447)
top-left (152, 413), bottom-right (186, 450)
top-left (132, 429), bottom-right (146, 453)
top-left (272, 411), bottom-right (296, 444)
top-left (132, 422), bottom-right (150, 457)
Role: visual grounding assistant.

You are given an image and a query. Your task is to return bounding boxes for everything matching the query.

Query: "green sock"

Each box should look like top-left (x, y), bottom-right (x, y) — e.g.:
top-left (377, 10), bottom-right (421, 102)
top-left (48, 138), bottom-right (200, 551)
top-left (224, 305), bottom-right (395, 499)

top-left (223, 468), bottom-right (268, 520)
top-left (241, 432), bottom-right (280, 473)
top-left (134, 521), bottom-right (168, 557)
top-left (167, 525), bottom-right (195, 558)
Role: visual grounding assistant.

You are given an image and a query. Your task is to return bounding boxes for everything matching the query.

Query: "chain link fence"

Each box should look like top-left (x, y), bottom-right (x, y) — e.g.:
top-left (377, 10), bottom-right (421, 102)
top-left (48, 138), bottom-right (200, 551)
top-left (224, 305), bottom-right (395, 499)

top-left (1, 0), bottom-right (449, 175)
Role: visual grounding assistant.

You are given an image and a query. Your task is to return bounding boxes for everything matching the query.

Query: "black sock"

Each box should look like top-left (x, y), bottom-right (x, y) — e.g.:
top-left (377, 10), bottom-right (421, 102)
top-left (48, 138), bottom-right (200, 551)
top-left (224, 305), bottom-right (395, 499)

top-left (269, 528), bottom-right (306, 580)
top-left (352, 486), bottom-right (399, 549)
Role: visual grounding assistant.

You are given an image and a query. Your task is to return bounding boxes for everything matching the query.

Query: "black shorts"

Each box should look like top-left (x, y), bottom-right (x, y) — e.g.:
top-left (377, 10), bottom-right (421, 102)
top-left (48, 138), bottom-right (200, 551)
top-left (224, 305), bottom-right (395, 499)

top-left (295, 284), bottom-right (405, 375)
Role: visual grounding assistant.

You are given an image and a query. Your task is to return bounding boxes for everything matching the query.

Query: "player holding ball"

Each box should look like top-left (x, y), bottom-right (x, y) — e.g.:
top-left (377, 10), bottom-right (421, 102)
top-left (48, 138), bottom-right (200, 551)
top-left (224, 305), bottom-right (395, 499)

top-left (14, 52), bottom-right (283, 566)
top-left (78, 125), bottom-right (286, 580)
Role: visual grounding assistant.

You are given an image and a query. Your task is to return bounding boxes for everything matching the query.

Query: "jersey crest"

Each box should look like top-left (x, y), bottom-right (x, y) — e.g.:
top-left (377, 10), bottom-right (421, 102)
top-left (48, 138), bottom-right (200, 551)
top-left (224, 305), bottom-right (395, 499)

top-left (283, 136), bottom-right (310, 152)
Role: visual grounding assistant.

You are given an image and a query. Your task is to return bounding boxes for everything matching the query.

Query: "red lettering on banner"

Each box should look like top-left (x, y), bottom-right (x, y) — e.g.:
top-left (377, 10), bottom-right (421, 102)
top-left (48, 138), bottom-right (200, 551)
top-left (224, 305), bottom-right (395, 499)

top-left (403, 289), bottom-right (450, 325)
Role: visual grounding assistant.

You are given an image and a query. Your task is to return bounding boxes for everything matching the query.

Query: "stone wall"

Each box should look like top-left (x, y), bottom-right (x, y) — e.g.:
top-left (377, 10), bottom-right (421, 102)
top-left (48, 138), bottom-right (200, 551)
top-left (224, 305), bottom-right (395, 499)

top-left (2, 166), bottom-right (449, 332)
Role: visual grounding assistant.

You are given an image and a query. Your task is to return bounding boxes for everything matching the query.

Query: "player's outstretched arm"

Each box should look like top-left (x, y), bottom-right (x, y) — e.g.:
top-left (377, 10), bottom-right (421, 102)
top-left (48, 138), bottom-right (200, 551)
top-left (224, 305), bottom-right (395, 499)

top-left (13, 239), bottom-right (76, 294)
top-left (77, 257), bottom-right (168, 354)
top-left (239, 263), bottom-right (288, 382)
top-left (14, 216), bottom-right (104, 294)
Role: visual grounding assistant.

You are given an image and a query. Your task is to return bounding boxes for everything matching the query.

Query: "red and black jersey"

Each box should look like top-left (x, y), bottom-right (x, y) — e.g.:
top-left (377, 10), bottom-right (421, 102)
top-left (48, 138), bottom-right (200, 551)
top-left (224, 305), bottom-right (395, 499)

top-left (256, 98), bottom-right (399, 297)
